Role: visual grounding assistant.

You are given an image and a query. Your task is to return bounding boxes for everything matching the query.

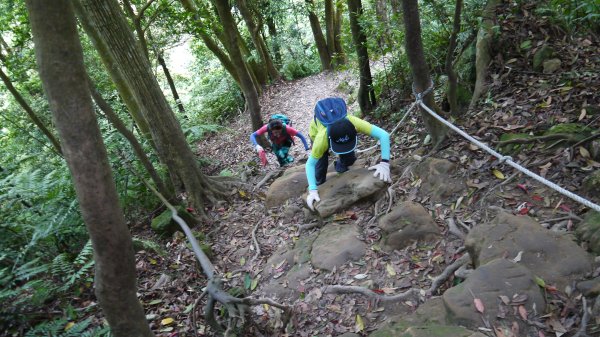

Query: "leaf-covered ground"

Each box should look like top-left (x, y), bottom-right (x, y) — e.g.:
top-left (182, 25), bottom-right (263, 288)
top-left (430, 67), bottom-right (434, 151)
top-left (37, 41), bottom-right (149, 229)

top-left (57, 4), bottom-right (599, 336)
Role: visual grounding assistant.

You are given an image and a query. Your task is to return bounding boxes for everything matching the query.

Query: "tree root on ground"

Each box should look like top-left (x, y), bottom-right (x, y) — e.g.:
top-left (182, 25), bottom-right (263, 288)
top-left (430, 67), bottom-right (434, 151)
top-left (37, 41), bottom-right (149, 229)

top-left (147, 184), bottom-right (292, 336)
top-left (323, 250), bottom-right (470, 301)
top-left (253, 168), bottom-right (284, 191)
top-left (495, 133), bottom-right (581, 146)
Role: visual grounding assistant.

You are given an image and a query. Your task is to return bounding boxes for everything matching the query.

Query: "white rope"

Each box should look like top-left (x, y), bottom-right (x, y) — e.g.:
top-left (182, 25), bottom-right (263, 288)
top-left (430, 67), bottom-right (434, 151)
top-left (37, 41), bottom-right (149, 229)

top-left (415, 98), bottom-right (600, 213)
top-left (356, 101), bottom-right (418, 153)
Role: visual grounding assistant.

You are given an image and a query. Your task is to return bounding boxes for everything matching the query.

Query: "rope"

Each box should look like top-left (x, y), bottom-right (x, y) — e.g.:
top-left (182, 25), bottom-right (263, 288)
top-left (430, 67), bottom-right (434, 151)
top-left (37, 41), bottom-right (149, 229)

top-left (412, 90), bottom-right (600, 213)
top-left (356, 100), bottom-right (418, 153)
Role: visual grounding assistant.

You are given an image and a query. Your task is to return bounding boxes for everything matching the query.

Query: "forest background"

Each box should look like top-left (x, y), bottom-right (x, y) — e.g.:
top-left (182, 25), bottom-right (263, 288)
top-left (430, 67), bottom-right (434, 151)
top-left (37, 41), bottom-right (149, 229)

top-left (0, 0), bottom-right (598, 336)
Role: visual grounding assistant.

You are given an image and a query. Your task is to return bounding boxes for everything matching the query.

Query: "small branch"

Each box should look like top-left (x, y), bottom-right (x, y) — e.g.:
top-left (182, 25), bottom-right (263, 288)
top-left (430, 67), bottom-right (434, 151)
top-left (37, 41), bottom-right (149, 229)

top-left (426, 253), bottom-right (470, 296)
top-left (447, 218), bottom-right (465, 239)
top-left (250, 220), bottom-right (261, 262)
top-left (323, 285), bottom-right (419, 302)
top-left (253, 168), bottom-right (284, 191)
top-left (571, 131), bottom-right (600, 149)
top-left (496, 133), bottom-right (579, 146)
top-left (572, 297), bottom-right (589, 337)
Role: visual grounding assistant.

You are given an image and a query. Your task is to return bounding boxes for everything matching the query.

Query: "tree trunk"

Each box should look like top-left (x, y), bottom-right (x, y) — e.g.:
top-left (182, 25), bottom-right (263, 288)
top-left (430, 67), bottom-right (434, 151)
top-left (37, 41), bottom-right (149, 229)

top-left (212, 0), bottom-right (263, 132)
top-left (325, 0), bottom-right (335, 56)
top-left (0, 66), bottom-right (62, 154)
top-left (347, 0), bottom-right (376, 112)
top-left (333, 0), bottom-right (346, 65)
top-left (156, 51), bottom-right (186, 114)
top-left (77, 0), bottom-right (226, 214)
top-left (86, 74), bottom-right (172, 198)
top-left (305, 0), bottom-right (332, 71)
top-left (265, 4), bottom-right (282, 67)
top-left (74, 3), bottom-right (154, 145)
top-left (401, 0), bottom-right (447, 146)
top-left (446, 0), bottom-right (463, 116)
top-left (469, 0), bottom-right (499, 109)
top-left (236, 0), bottom-right (280, 81)
top-left (25, 1), bottom-right (154, 336)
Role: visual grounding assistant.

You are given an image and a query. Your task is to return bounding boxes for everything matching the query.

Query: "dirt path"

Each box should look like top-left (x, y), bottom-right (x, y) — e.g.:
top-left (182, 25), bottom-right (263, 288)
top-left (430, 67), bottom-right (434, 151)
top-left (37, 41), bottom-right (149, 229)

top-left (196, 71), bottom-right (356, 173)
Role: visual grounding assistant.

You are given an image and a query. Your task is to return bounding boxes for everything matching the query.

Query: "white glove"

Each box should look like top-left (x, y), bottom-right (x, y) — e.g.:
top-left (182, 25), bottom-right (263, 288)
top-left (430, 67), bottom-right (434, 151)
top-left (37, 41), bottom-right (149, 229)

top-left (255, 144), bottom-right (264, 153)
top-left (368, 161), bottom-right (391, 183)
top-left (306, 190), bottom-right (320, 211)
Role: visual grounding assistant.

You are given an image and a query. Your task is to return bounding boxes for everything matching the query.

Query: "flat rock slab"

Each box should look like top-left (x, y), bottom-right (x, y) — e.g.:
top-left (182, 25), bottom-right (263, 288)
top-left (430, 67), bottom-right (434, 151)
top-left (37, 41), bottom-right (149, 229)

top-left (443, 258), bottom-right (545, 330)
top-left (314, 168), bottom-right (388, 217)
top-left (311, 223), bottom-right (366, 271)
top-left (466, 212), bottom-right (593, 290)
top-left (378, 201), bottom-right (441, 250)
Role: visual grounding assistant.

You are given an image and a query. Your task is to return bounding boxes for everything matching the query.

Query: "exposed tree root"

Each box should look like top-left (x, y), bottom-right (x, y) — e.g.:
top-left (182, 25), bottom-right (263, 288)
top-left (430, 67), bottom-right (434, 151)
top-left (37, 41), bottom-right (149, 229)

top-left (496, 133), bottom-right (581, 146)
top-left (323, 250), bottom-right (470, 301)
top-left (146, 183), bottom-right (292, 335)
top-left (573, 297), bottom-right (590, 337)
top-left (253, 168), bottom-right (284, 191)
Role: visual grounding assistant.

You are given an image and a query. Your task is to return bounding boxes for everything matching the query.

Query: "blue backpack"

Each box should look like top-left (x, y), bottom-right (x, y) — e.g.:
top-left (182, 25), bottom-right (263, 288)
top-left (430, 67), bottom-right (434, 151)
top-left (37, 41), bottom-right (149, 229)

top-left (268, 114), bottom-right (291, 127)
top-left (314, 97), bottom-right (347, 126)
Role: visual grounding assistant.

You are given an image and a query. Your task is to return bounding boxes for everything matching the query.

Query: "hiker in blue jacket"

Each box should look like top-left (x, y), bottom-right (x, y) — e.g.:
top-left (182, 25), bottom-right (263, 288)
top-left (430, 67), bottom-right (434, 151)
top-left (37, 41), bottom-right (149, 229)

top-left (305, 97), bottom-right (391, 210)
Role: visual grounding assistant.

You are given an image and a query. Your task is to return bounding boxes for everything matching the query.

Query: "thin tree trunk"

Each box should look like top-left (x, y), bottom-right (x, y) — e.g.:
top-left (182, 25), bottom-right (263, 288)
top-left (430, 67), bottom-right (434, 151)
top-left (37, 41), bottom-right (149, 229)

top-left (446, 0), bottom-right (463, 116)
top-left (265, 4), bottom-right (282, 67)
top-left (402, 0), bottom-right (447, 147)
top-left (156, 51), bottom-right (186, 114)
top-left (212, 0), bottom-right (263, 131)
top-left (86, 73), bottom-right (171, 197)
top-left (25, 1), bottom-right (154, 336)
top-left (333, 0), bottom-right (346, 65)
top-left (470, 0), bottom-right (499, 109)
top-left (179, 0), bottom-right (241, 85)
top-left (347, 0), bottom-right (376, 112)
top-left (74, 3), bottom-right (154, 145)
top-left (305, 0), bottom-right (332, 71)
top-left (0, 66), bottom-right (62, 154)
top-left (236, 0), bottom-right (280, 81)
top-left (77, 0), bottom-right (227, 214)
top-left (325, 0), bottom-right (335, 55)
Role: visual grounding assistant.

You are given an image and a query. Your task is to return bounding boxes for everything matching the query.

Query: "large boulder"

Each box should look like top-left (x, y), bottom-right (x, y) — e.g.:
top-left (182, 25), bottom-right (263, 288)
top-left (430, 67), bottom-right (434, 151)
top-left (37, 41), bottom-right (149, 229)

top-left (411, 158), bottom-right (466, 203)
top-left (378, 201), bottom-right (441, 250)
top-left (265, 165), bottom-right (309, 208)
top-left (150, 206), bottom-right (196, 236)
top-left (311, 168), bottom-right (388, 217)
top-left (311, 223), bottom-right (366, 271)
top-left (443, 259), bottom-right (546, 330)
top-left (466, 212), bottom-right (593, 291)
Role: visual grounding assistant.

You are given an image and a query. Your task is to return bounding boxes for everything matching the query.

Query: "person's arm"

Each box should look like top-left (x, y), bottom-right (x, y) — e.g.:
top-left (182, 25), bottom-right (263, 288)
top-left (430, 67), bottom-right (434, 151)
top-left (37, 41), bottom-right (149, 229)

top-left (305, 155), bottom-right (318, 190)
top-left (250, 125), bottom-right (268, 147)
top-left (295, 132), bottom-right (310, 150)
top-left (369, 125), bottom-right (390, 161)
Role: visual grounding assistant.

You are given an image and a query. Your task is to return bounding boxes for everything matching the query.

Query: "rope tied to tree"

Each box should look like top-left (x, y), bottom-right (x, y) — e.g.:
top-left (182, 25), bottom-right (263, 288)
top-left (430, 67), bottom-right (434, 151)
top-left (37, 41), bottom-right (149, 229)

top-left (412, 79), bottom-right (435, 102)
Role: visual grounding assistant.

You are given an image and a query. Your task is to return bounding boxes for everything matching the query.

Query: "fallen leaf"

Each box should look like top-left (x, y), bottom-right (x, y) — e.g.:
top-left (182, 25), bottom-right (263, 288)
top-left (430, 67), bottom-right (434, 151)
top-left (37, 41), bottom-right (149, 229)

top-left (64, 322), bottom-right (75, 331)
top-left (534, 276), bottom-right (546, 288)
top-left (474, 298), bottom-right (485, 313)
top-left (492, 169), bottom-right (505, 180)
top-left (354, 273), bottom-right (368, 280)
top-left (240, 257), bottom-right (246, 266)
top-left (274, 260), bottom-right (286, 270)
top-left (512, 251), bottom-right (523, 263)
top-left (355, 314), bottom-right (365, 332)
top-left (494, 327), bottom-right (507, 337)
top-left (251, 277), bottom-right (259, 291)
top-left (161, 317), bottom-right (175, 326)
top-left (516, 184), bottom-right (528, 193)
top-left (578, 108), bottom-right (586, 121)
top-left (518, 305), bottom-right (528, 320)
top-left (499, 295), bottom-right (510, 305)
top-left (511, 293), bottom-right (528, 304)
top-left (386, 263), bottom-right (397, 276)
top-left (579, 146), bottom-right (591, 158)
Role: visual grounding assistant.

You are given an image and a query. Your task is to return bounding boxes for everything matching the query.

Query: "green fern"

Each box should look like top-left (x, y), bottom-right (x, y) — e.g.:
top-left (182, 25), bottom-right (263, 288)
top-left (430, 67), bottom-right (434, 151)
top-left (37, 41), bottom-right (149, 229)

top-left (25, 317), bottom-right (111, 337)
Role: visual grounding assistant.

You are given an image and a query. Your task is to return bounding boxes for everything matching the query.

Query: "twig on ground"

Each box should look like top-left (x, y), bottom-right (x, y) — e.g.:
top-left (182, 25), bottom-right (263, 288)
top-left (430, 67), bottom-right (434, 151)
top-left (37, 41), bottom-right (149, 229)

top-left (323, 250), bottom-right (470, 301)
top-left (297, 221), bottom-right (322, 232)
top-left (479, 172), bottom-right (519, 207)
top-left (426, 253), bottom-right (470, 296)
top-left (447, 218), bottom-right (465, 239)
top-left (573, 297), bottom-right (590, 337)
top-left (251, 220), bottom-right (261, 262)
top-left (254, 168), bottom-right (284, 191)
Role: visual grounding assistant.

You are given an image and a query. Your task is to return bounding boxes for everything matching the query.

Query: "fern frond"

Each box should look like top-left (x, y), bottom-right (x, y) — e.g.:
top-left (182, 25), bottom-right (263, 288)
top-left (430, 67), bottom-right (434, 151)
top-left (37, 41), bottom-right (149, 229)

top-left (74, 240), bottom-right (94, 265)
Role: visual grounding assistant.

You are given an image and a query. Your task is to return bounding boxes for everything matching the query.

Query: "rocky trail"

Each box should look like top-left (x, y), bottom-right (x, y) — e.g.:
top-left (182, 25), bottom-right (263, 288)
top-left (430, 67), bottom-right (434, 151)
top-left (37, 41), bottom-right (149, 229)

top-left (116, 4), bottom-right (600, 337)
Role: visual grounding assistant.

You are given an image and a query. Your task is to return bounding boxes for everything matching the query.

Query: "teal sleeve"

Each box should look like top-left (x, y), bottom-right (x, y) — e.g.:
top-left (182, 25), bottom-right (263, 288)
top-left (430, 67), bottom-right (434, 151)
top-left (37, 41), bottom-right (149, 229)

top-left (305, 155), bottom-right (318, 190)
top-left (370, 126), bottom-right (390, 160)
